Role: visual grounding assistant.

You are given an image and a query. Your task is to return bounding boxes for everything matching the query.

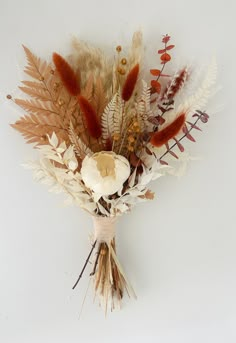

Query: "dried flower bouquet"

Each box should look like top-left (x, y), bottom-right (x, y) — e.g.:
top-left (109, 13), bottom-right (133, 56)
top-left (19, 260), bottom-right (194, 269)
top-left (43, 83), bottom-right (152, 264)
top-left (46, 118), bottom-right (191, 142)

top-left (9, 31), bottom-right (216, 311)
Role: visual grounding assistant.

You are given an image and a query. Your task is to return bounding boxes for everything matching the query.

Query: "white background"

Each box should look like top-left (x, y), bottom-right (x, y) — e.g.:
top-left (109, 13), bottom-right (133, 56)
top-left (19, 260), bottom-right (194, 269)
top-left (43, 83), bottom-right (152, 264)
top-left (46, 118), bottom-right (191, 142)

top-left (0, 0), bottom-right (235, 342)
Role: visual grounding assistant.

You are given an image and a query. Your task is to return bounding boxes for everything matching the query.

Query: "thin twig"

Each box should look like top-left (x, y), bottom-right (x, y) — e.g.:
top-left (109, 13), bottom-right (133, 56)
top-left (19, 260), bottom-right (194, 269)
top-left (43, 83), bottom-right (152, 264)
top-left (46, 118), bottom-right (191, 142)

top-left (78, 277), bottom-right (92, 320)
top-left (90, 243), bottom-right (102, 276)
top-left (72, 240), bottom-right (97, 290)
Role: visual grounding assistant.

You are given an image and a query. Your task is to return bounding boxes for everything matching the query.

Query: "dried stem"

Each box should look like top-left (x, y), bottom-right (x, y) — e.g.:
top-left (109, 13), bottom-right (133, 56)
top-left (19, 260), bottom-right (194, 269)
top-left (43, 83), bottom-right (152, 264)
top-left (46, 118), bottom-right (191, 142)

top-left (72, 240), bottom-right (97, 289)
top-left (90, 243), bottom-right (102, 276)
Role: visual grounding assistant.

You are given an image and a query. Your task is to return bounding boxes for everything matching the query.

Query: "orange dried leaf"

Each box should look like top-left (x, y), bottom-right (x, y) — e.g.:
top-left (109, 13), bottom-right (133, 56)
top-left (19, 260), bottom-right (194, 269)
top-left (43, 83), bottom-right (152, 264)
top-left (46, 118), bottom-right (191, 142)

top-left (151, 80), bottom-right (161, 94)
top-left (158, 48), bottom-right (166, 54)
top-left (150, 69), bottom-right (161, 76)
top-left (162, 35), bottom-right (171, 44)
top-left (166, 44), bottom-right (175, 51)
top-left (52, 52), bottom-right (80, 96)
top-left (140, 189), bottom-right (155, 200)
top-left (160, 53), bottom-right (171, 63)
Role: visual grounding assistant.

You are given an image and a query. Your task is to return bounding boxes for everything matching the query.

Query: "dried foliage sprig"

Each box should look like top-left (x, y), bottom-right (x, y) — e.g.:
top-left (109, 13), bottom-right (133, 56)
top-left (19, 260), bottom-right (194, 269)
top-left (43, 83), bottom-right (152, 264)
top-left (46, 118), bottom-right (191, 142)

top-left (8, 31), bottom-right (216, 312)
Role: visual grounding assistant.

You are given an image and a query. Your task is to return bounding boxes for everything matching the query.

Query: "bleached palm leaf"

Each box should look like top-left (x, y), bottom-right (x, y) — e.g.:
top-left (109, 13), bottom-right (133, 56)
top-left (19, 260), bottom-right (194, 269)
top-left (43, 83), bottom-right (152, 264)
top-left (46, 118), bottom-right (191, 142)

top-left (177, 59), bottom-right (217, 116)
top-left (128, 31), bottom-right (143, 67)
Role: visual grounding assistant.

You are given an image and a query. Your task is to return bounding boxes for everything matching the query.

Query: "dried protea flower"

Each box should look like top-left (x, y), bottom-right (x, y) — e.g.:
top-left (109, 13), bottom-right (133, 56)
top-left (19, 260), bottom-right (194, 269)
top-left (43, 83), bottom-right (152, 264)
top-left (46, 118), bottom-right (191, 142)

top-left (81, 151), bottom-right (130, 196)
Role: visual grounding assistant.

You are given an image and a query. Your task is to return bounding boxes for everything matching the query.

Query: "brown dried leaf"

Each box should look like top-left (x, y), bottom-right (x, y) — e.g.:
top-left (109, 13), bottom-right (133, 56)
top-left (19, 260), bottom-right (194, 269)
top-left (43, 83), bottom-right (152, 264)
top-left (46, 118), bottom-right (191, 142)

top-left (139, 189), bottom-right (155, 200)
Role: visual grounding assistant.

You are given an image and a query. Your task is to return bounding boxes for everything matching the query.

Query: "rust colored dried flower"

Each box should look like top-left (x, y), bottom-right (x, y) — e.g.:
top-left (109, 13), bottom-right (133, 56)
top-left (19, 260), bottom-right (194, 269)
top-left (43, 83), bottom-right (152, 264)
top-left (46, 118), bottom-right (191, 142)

top-left (77, 95), bottom-right (102, 139)
top-left (122, 64), bottom-right (139, 101)
top-left (52, 52), bottom-right (80, 96)
top-left (162, 68), bottom-right (189, 100)
top-left (150, 113), bottom-right (186, 147)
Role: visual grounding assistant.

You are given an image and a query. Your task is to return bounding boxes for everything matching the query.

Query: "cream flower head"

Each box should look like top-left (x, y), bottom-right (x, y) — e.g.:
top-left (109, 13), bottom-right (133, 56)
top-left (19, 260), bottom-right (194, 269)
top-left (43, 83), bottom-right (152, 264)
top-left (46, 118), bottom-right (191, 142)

top-left (81, 151), bottom-right (130, 196)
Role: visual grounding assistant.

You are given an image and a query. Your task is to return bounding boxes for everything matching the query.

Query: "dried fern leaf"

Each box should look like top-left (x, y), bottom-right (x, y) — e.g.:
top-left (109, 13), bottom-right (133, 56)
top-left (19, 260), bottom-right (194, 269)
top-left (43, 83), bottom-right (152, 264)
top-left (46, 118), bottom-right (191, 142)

top-left (69, 122), bottom-right (92, 158)
top-left (11, 114), bottom-right (67, 145)
top-left (113, 93), bottom-right (124, 134)
top-left (14, 98), bottom-right (61, 117)
top-left (60, 97), bottom-right (78, 126)
top-left (21, 80), bottom-right (48, 89)
top-left (19, 86), bottom-right (52, 102)
top-left (21, 70), bottom-right (64, 110)
top-left (101, 94), bottom-right (117, 143)
top-left (23, 45), bottom-right (51, 81)
top-left (135, 80), bottom-right (152, 131)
